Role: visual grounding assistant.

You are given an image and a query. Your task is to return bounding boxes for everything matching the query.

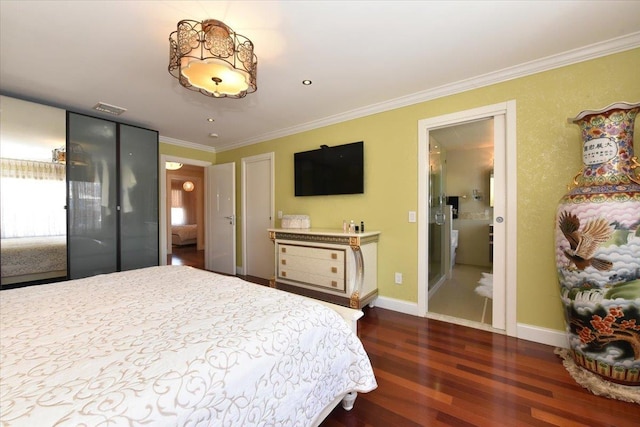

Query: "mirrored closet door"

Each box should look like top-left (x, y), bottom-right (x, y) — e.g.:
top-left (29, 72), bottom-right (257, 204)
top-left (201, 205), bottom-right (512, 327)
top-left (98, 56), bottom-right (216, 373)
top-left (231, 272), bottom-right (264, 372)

top-left (0, 96), bottom-right (68, 287)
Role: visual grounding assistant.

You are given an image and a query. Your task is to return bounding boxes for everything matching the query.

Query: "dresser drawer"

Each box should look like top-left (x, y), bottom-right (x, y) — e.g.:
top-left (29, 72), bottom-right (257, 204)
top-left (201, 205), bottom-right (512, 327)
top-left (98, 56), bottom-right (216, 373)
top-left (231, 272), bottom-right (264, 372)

top-left (277, 244), bottom-right (346, 291)
top-left (279, 254), bottom-right (344, 276)
top-left (279, 244), bottom-right (344, 262)
top-left (278, 268), bottom-right (345, 291)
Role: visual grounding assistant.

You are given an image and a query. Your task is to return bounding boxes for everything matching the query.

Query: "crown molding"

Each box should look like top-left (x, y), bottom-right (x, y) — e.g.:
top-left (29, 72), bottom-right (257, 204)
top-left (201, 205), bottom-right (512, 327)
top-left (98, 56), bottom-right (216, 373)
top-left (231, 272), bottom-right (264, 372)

top-left (182, 32), bottom-right (640, 153)
top-left (159, 135), bottom-right (217, 153)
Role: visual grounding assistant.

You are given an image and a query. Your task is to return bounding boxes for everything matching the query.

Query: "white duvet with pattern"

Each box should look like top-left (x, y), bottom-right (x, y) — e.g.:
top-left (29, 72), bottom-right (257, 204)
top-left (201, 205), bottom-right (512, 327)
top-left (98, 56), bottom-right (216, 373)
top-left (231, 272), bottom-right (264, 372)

top-left (0, 265), bottom-right (376, 426)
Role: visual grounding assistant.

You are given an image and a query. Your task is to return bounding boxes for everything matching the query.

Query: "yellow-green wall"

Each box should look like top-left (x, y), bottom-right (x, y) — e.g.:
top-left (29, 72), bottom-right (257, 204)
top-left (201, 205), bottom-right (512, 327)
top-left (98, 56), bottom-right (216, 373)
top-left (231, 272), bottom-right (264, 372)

top-left (195, 49), bottom-right (640, 332)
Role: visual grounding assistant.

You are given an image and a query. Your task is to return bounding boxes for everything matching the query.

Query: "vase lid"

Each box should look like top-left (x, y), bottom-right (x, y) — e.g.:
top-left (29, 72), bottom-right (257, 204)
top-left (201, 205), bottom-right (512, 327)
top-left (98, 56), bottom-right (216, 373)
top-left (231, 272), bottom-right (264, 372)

top-left (568, 101), bottom-right (640, 123)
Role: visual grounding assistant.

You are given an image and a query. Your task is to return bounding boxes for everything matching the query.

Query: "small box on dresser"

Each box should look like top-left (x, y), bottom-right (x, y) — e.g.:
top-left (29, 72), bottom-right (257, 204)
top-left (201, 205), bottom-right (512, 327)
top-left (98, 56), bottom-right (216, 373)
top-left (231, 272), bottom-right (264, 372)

top-left (280, 214), bottom-right (311, 229)
top-left (268, 228), bottom-right (380, 309)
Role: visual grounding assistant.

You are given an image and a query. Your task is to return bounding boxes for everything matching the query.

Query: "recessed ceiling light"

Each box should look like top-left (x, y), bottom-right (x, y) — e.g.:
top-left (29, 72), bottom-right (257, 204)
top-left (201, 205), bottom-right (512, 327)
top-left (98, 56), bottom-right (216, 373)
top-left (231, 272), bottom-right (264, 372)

top-left (302, 80), bottom-right (312, 85)
top-left (207, 118), bottom-right (214, 122)
top-left (209, 133), bottom-right (219, 138)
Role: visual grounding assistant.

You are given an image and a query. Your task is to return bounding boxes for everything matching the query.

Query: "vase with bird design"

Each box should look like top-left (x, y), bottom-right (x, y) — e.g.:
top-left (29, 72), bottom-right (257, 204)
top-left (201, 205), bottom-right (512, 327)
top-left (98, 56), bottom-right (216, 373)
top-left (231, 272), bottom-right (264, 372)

top-left (555, 101), bottom-right (640, 385)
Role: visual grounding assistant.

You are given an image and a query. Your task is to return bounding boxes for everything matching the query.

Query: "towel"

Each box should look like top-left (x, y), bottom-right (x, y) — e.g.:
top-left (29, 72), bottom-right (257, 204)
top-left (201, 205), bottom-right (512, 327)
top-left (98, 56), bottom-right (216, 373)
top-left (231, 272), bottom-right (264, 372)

top-left (475, 272), bottom-right (493, 299)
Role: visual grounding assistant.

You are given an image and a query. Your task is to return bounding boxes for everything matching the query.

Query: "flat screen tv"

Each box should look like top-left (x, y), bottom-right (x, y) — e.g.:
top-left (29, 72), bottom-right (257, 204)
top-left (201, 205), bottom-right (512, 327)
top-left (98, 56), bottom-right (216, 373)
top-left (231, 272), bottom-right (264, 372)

top-left (294, 141), bottom-right (364, 196)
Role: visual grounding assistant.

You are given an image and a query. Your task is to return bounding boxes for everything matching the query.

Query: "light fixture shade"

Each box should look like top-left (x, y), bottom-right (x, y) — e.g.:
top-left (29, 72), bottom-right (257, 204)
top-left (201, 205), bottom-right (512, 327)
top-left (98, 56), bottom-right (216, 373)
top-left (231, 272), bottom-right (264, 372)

top-left (52, 147), bottom-right (66, 164)
top-left (168, 19), bottom-right (257, 98)
top-left (183, 181), bottom-right (195, 192)
top-left (165, 161), bottom-right (183, 170)
top-left (52, 144), bottom-right (87, 166)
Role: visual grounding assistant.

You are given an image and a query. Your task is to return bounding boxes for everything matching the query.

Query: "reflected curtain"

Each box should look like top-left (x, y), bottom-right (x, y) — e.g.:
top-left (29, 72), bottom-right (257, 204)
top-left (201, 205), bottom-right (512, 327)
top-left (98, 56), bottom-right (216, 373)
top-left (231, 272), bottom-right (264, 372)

top-left (0, 158), bottom-right (66, 238)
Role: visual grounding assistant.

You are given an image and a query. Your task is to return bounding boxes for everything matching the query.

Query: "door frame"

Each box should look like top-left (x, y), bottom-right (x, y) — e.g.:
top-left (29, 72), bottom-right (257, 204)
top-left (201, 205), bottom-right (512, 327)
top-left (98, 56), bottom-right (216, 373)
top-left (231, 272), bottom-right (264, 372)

top-left (417, 101), bottom-right (517, 337)
top-left (159, 154), bottom-right (212, 265)
top-left (241, 152), bottom-right (275, 276)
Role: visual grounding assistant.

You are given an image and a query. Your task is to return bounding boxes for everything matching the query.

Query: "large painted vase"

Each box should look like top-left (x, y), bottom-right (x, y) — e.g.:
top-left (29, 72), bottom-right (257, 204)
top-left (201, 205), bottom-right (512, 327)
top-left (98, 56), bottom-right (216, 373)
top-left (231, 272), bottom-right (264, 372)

top-left (555, 101), bottom-right (640, 385)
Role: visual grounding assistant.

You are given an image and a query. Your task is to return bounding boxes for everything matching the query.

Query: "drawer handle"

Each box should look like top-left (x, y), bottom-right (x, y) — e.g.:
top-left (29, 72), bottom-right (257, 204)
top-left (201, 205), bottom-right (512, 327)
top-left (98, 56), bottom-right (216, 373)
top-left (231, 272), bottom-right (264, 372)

top-left (281, 271), bottom-right (287, 277)
top-left (331, 280), bottom-right (337, 287)
top-left (281, 259), bottom-right (287, 265)
top-left (331, 253), bottom-right (337, 259)
top-left (281, 247), bottom-right (287, 253)
top-left (331, 267), bottom-right (337, 273)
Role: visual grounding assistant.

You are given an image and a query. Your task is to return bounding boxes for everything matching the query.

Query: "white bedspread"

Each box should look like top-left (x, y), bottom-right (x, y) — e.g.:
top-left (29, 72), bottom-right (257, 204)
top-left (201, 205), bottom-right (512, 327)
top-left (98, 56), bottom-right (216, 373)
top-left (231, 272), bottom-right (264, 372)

top-left (0, 265), bottom-right (376, 426)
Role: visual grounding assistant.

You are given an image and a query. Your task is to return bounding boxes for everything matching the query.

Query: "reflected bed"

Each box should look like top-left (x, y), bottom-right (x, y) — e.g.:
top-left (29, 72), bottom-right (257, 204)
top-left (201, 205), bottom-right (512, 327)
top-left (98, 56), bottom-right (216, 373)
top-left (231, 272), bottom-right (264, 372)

top-left (0, 265), bottom-right (376, 426)
top-left (0, 235), bottom-right (66, 285)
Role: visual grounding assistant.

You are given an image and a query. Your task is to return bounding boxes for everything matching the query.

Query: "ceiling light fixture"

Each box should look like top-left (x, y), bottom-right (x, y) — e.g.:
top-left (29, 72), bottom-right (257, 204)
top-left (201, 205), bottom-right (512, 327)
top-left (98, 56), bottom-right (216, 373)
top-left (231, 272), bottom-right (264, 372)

top-left (183, 181), bottom-right (195, 192)
top-left (52, 147), bottom-right (66, 164)
top-left (165, 162), bottom-right (183, 170)
top-left (168, 19), bottom-right (257, 99)
top-left (302, 80), bottom-right (312, 85)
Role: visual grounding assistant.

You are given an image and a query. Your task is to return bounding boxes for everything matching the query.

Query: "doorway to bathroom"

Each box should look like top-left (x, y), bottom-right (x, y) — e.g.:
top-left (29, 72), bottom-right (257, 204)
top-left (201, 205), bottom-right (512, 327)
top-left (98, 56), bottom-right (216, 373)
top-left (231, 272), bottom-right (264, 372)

top-left (417, 101), bottom-right (517, 336)
top-left (428, 119), bottom-right (495, 326)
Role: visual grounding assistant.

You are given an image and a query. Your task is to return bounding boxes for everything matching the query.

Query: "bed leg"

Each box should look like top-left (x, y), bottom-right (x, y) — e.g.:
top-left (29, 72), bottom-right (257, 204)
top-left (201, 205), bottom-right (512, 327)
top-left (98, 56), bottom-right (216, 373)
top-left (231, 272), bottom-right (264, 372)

top-left (341, 391), bottom-right (357, 411)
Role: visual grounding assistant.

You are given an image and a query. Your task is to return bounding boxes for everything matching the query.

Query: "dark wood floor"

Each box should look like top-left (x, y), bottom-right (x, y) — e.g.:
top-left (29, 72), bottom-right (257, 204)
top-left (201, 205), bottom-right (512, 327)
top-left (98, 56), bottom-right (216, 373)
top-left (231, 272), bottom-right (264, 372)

top-left (168, 244), bottom-right (204, 268)
top-left (168, 245), bottom-right (269, 285)
top-left (321, 308), bottom-right (639, 426)
top-left (170, 246), bottom-right (639, 426)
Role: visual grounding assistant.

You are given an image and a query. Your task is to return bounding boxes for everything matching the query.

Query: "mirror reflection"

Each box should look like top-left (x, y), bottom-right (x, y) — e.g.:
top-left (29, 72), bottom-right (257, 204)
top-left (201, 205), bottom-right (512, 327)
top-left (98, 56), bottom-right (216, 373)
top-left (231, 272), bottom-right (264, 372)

top-left (0, 96), bottom-right (67, 287)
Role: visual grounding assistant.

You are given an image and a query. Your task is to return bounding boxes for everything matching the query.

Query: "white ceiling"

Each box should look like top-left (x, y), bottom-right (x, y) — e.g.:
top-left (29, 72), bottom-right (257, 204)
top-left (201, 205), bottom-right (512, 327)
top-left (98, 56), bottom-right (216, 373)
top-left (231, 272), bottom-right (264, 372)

top-left (1, 1), bottom-right (639, 153)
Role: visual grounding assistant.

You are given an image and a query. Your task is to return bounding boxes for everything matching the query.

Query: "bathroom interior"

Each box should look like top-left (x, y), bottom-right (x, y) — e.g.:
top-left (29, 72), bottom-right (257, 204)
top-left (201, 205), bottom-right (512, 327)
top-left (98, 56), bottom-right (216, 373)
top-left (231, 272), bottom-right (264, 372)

top-left (427, 119), bottom-right (495, 326)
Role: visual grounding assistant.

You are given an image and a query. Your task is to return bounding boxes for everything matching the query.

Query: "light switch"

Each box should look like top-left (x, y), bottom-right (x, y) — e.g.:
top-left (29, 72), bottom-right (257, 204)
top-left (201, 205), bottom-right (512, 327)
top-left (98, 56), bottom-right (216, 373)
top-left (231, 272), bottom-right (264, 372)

top-left (278, 210), bottom-right (283, 219)
top-left (408, 211), bottom-right (416, 223)
top-left (395, 272), bottom-right (403, 284)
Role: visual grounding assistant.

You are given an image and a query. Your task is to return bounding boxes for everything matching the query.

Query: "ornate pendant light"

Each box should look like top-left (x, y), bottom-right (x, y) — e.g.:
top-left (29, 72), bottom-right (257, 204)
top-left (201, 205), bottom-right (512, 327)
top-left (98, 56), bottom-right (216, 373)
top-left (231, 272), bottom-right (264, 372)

top-left (168, 19), bottom-right (257, 98)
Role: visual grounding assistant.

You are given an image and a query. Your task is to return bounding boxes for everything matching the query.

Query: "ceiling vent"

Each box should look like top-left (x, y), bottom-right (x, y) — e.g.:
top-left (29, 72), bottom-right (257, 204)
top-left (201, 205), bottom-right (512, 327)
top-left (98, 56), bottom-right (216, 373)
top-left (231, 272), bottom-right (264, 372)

top-left (93, 102), bottom-right (127, 116)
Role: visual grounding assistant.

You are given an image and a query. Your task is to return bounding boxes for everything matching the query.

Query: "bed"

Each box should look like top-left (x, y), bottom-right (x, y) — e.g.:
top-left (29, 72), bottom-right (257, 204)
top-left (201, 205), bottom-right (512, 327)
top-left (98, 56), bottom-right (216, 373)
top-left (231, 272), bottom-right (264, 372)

top-left (0, 235), bottom-right (67, 285)
top-left (0, 265), bottom-right (377, 426)
top-left (171, 224), bottom-right (198, 246)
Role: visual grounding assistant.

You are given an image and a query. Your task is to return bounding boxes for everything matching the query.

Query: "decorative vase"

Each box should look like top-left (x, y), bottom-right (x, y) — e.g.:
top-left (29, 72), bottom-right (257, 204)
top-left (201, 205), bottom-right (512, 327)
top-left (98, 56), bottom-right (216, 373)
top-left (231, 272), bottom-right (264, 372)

top-left (555, 101), bottom-right (640, 386)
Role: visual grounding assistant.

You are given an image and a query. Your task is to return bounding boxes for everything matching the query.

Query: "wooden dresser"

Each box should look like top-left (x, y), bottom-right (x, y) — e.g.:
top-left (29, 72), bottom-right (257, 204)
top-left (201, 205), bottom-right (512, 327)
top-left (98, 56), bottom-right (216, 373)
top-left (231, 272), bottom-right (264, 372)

top-left (268, 228), bottom-right (380, 309)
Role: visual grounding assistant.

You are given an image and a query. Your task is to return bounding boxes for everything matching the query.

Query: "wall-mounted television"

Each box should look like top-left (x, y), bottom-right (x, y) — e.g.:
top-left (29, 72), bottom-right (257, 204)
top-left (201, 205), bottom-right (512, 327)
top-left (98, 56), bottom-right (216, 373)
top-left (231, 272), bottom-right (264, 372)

top-left (294, 141), bottom-right (364, 196)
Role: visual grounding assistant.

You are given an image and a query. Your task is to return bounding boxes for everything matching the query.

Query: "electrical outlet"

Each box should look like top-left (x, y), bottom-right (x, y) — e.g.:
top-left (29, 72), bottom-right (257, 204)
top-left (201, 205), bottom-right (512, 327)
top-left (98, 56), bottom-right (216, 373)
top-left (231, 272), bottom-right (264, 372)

top-left (277, 210), bottom-right (283, 219)
top-left (408, 211), bottom-right (416, 223)
top-left (394, 272), bottom-right (403, 284)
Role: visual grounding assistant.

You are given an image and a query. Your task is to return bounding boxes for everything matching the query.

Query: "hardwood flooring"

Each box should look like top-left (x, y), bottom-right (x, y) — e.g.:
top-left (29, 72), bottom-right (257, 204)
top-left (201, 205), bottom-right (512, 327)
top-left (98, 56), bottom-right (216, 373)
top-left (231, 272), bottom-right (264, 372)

top-left (167, 245), bottom-right (269, 285)
top-left (168, 244), bottom-right (204, 268)
top-left (169, 246), bottom-right (639, 426)
top-left (321, 308), bottom-right (639, 427)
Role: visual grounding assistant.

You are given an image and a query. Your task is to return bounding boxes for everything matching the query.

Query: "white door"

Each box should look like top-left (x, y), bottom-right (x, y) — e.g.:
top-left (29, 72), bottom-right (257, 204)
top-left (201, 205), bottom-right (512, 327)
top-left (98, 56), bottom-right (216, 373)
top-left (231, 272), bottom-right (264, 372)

top-left (417, 101), bottom-right (517, 336)
top-left (242, 153), bottom-right (274, 279)
top-left (206, 163), bottom-right (236, 275)
top-left (490, 114), bottom-right (507, 330)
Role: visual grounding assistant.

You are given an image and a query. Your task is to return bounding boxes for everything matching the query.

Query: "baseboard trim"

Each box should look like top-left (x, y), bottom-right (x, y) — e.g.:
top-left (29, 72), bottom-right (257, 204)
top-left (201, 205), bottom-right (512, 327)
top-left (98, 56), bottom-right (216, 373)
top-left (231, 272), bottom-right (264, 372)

top-left (516, 323), bottom-right (569, 348)
top-left (374, 296), bottom-right (568, 348)
top-left (373, 296), bottom-right (420, 316)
